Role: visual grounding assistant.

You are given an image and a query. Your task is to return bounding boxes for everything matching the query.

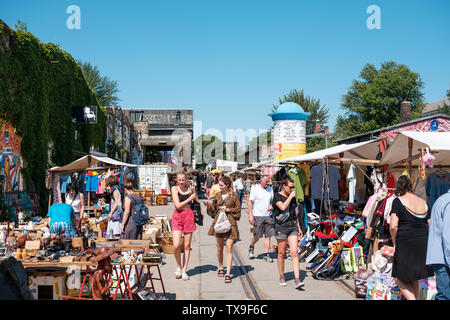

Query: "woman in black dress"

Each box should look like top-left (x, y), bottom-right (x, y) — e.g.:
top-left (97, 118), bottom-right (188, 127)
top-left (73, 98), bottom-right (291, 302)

top-left (390, 175), bottom-right (433, 300)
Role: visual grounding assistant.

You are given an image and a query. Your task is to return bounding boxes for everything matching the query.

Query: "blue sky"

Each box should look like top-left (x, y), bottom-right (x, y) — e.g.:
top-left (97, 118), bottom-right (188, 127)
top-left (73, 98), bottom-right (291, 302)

top-left (1, 0), bottom-right (449, 143)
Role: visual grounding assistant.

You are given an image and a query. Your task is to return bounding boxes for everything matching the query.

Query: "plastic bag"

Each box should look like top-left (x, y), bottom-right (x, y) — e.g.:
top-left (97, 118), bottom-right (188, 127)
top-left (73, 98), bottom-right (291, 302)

top-left (214, 209), bottom-right (231, 234)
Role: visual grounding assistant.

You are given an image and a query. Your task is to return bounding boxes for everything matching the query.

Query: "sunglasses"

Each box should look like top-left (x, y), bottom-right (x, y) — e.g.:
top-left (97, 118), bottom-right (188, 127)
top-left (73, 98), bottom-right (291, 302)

top-left (285, 186), bottom-right (295, 189)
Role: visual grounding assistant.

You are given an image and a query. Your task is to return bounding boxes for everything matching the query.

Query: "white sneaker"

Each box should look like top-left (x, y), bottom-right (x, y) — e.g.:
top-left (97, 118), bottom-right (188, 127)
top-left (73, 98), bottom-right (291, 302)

top-left (295, 280), bottom-right (304, 289)
top-left (279, 276), bottom-right (287, 287)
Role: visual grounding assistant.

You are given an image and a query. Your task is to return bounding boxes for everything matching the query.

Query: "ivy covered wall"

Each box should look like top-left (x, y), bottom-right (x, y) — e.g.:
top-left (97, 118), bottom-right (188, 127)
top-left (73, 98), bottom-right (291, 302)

top-left (0, 20), bottom-right (106, 214)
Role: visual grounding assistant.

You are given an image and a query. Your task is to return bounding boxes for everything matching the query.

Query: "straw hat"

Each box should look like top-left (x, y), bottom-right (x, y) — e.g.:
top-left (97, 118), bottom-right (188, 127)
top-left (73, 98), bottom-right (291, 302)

top-left (90, 247), bottom-right (115, 263)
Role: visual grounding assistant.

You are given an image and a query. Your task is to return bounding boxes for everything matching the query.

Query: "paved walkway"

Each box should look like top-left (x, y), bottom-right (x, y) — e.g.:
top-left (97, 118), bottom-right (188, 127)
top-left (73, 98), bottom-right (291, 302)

top-left (149, 200), bottom-right (356, 300)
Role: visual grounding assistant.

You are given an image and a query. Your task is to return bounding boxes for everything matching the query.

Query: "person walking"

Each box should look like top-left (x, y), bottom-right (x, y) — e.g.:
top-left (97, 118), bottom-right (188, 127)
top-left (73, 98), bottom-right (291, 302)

top-left (272, 176), bottom-right (304, 289)
top-left (120, 181), bottom-right (145, 240)
top-left (209, 173), bottom-right (222, 199)
top-left (247, 175), bottom-right (274, 262)
top-left (104, 175), bottom-right (123, 238)
top-left (426, 189), bottom-right (450, 300)
top-left (204, 175), bottom-right (241, 283)
top-left (171, 171), bottom-right (200, 280)
top-left (233, 174), bottom-right (245, 206)
top-left (205, 173), bottom-right (214, 198)
top-left (65, 183), bottom-right (85, 234)
top-left (389, 175), bottom-right (433, 300)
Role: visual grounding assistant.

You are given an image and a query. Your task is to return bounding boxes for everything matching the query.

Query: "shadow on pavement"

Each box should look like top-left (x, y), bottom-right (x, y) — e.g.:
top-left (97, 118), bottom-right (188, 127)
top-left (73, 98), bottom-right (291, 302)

top-left (187, 264), bottom-right (219, 277)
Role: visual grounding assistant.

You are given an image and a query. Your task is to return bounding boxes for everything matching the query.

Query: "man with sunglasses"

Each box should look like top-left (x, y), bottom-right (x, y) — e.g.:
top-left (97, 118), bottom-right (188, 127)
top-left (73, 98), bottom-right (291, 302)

top-left (272, 176), bottom-right (304, 289)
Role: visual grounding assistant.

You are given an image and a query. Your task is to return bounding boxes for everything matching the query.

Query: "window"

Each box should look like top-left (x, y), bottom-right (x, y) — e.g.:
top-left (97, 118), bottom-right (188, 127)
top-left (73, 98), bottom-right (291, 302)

top-left (176, 111), bottom-right (181, 125)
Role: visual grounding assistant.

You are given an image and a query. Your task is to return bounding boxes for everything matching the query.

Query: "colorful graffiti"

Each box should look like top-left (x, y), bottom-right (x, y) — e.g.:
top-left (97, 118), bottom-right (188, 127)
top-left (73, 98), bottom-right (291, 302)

top-left (0, 122), bottom-right (22, 192)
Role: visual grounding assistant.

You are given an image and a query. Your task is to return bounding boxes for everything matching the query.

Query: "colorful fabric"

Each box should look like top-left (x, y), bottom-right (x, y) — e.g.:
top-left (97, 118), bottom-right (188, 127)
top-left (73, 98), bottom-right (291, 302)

top-left (60, 175), bottom-right (72, 194)
top-left (288, 167), bottom-right (307, 202)
top-left (52, 174), bottom-right (62, 204)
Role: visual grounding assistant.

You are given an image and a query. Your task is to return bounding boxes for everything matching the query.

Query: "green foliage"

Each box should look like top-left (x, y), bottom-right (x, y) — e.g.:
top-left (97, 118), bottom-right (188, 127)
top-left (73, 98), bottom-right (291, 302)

top-left (0, 21), bottom-right (106, 215)
top-left (306, 136), bottom-right (337, 153)
top-left (14, 19), bottom-right (28, 32)
top-left (106, 133), bottom-right (127, 160)
top-left (273, 89), bottom-right (329, 135)
top-left (335, 61), bottom-right (425, 138)
top-left (79, 61), bottom-right (120, 107)
top-left (193, 134), bottom-right (225, 170)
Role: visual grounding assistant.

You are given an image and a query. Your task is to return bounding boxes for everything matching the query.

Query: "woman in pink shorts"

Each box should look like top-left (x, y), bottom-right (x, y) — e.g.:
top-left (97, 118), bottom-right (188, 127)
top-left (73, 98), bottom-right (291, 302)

top-left (171, 172), bottom-right (199, 280)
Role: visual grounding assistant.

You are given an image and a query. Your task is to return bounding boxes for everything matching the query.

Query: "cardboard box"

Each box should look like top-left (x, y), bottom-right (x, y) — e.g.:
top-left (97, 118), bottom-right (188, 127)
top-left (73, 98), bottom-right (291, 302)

top-left (142, 228), bottom-right (161, 243)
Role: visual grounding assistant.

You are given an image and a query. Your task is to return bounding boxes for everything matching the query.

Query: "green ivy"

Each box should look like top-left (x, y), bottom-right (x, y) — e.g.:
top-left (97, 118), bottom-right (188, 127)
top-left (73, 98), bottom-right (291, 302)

top-left (0, 21), bottom-right (106, 215)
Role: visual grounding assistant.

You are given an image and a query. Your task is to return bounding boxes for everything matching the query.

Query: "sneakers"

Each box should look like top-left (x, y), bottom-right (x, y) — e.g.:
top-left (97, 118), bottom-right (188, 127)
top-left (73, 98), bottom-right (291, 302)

top-left (279, 276), bottom-right (287, 287)
top-left (248, 246), bottom-right (255, 259)
top-left (263, 254), bottom-right (273, 263)
top-left (295, 279), bottom-right (305, 289)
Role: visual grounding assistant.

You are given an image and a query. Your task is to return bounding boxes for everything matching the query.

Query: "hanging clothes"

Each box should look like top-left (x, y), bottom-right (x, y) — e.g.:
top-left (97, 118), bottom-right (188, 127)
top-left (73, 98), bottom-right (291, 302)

top-left (310, 163), bottom-right (340, 201)
top-left (52, 173), bottom-right (62, 204)
top-left (84, 171), bottom-right (100, 192)
top-left (59, 174), bottom-right (72, 194)
top-left (347, 164), bottom-right (357, 203)
top-left (287, 167), bottom-right (307, 203)
top-left (299, 164), bottom-right (311, 197)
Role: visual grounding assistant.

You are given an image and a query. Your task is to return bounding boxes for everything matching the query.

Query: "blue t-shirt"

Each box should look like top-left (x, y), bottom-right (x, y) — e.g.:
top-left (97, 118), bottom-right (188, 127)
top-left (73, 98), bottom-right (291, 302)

top-left (47, 203), bottom-right (75, 224)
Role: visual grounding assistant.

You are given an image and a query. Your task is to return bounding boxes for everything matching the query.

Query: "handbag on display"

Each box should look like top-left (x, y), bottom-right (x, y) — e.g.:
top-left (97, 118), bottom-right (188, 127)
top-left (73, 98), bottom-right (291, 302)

top-left (214, 208), bottom-right (231, 234)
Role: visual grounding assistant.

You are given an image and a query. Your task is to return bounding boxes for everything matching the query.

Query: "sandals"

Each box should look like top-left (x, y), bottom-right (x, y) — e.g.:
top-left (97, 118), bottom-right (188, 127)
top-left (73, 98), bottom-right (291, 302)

top-left (225, 275), bottom-right (232, 283)
top-left (174, 268), bottom-right (182, 279)
top-left (182, 272), bottom-right (190, 281)
top-left (218, 269), bottom-right (225, 277)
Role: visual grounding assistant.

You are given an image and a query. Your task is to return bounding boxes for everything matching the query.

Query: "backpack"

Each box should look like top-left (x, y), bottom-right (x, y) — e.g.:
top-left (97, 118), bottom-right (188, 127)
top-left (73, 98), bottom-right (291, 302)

top-left (128, 194), bottom-right (149, 227)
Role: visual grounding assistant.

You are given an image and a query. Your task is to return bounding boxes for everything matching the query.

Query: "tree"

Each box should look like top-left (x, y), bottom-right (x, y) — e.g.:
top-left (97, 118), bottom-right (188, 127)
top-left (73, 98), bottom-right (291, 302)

top-left (78, 61), bottom-right (120, 106)
top-left (106, 134), bottom-right (126, 161)
top-left (15, 19), bottom-right (28, 32)
top-left (273, 89), bottom-right (329, 135)
top-left (335, 61), bottom-right (425, 138)
top-left (193, 134), bottom-right (225, 170)
top-left (437, 89), bottom-right (450, 116)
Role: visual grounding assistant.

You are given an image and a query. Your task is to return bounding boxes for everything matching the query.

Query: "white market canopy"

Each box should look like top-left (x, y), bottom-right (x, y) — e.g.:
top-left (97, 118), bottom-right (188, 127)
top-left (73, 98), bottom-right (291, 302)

top-left (379, 131), bottom-right (450, 167)
top-left (273, 139), bottom-right (381, 165)
top-left (49, 155), bottom-right (137, 173)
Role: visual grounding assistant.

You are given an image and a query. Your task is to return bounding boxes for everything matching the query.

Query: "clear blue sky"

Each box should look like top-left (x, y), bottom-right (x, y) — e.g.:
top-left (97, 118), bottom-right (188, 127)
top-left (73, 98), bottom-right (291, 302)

top-left (1, 0), bottom-right (449, 143)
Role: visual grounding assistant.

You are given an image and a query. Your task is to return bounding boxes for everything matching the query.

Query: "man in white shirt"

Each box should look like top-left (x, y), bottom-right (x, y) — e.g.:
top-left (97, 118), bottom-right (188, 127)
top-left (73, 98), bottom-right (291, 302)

top-left (247, 175), bottom-right (274, 262)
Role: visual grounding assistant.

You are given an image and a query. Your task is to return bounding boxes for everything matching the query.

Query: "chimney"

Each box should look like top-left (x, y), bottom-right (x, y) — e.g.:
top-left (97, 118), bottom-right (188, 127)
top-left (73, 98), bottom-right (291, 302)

top-left (314, 120), bottom-right (321, 134)
top-left (324, 126), bottom-right (329, 135)
top-left (400, 101), bottom-right (411, 122)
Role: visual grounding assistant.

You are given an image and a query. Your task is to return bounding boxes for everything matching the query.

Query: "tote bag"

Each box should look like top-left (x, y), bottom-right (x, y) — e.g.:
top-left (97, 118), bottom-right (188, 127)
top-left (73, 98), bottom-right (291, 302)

top-left (214, 209), bottom-right (231, 234)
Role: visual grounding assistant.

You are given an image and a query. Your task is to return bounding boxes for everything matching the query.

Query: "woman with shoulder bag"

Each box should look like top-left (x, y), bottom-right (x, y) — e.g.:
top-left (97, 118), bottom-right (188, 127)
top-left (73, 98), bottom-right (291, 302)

top-left (65, 183), bottom-right (85, 234)
top-left (204, 175), bottom-right (241, 284)
top-left (171, 171), bottom-right (200, 281)
top-left (121, 181), bottom-right (144, 240)
top-left (272, 176), bottom-right (304, 289)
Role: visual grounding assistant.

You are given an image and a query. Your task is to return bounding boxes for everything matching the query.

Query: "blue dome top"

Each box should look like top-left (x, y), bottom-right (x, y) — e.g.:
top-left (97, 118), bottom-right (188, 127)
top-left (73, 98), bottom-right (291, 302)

top-left (269, 102), bottom-right (310, 121)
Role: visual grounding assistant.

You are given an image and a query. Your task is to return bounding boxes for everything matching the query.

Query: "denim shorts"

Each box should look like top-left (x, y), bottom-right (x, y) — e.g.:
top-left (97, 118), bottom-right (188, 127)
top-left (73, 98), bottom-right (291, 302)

top-left (275, 223), bottom-right (299, 240)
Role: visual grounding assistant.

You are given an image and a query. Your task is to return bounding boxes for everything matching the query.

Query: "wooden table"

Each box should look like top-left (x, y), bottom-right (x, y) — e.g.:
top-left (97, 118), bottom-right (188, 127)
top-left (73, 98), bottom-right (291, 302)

top-left (22, 260), bottom-right (166, 300)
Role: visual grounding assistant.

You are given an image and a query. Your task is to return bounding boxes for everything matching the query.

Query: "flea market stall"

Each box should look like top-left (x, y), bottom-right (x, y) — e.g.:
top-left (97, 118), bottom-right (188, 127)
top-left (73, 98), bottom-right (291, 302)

top-left (0, 155), bottom-right (172, 300)
top-left (268, 139), bottom-right (413, 299)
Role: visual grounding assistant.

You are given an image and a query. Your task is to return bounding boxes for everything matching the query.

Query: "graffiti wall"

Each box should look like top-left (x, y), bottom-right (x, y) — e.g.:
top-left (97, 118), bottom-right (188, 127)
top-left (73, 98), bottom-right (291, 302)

top-left (0, 122), bottom-right (22, 192)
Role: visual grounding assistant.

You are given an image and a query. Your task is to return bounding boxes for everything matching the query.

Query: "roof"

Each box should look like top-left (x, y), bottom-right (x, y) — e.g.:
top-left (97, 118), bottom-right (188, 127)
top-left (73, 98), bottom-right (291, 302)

top-left (379, 131), bottom-right (450, 167)
top-left (49, 155), bottom-right (137, 173)
top-left (268, 102), bottom-right (310, 121)
top-left (422, 98), bottom-right (449, 115)
top-left (335, 113), bottom-right (450, 143)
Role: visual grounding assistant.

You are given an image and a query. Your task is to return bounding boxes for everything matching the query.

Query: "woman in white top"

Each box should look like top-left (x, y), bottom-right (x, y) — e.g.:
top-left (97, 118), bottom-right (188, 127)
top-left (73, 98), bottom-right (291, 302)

top-left (65, 183), bottom-right (85, 234)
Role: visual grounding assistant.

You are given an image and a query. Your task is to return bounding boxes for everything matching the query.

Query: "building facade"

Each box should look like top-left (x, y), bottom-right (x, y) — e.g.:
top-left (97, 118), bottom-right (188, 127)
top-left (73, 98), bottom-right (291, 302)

top-left (123, 109), bottom-right (193, 166)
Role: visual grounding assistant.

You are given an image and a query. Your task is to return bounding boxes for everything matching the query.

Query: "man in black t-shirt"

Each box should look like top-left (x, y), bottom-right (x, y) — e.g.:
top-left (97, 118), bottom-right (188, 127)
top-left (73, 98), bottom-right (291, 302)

top-left (272, 176), bottom-right (304, 290)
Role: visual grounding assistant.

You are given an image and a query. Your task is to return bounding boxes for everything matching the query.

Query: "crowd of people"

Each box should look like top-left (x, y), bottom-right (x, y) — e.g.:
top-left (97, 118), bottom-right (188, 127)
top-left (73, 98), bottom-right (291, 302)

top-left (43, 169), bottom-right (449, 299)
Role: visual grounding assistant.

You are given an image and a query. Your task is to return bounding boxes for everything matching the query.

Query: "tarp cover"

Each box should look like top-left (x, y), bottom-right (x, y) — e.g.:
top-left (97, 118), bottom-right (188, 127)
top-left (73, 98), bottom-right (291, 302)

top-left (274, 139), bottom-right (381, 165)
top-left (49, 155), bottom-right (137, 173)
top-left (379, 131), bottom-right (450, 167)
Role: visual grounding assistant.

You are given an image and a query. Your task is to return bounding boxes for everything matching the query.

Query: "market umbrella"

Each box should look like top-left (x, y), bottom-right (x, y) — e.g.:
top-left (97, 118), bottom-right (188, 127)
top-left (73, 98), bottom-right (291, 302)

top-left (211, 169), bottom-right (222, 173)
